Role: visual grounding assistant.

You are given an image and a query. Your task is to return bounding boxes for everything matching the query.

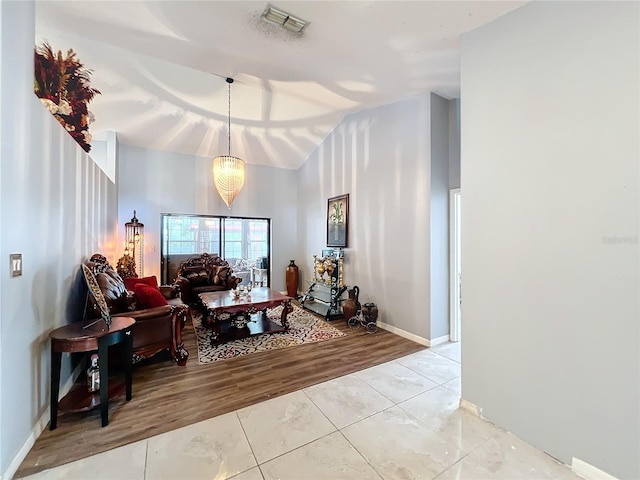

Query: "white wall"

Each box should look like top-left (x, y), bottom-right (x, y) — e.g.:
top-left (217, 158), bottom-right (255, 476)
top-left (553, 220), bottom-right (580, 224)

top-left (297, 94), bottom-right (435, 340)
top-left (117, 144), bottom-right (298, 292)
top-left (90, 131), bottom-right (118, 183)
top-left (0, 0), bottom-right (5, 472)
top-left (461, 2), bottom-right (639, 478)
top-left (448, 99), bottom-right (460, 190)
top-left (430, 93), bottom-right (450, 341)
top-left (0, 2), bottom-right (117, 478)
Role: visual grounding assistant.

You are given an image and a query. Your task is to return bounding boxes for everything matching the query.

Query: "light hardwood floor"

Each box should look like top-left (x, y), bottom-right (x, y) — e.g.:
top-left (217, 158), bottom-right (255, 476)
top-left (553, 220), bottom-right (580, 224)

top-left (16, 310), bottom-right (425, 478)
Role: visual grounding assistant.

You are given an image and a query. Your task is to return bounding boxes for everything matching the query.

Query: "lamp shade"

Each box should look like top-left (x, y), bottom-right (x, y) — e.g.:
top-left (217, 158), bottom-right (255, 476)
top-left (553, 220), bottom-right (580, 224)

top-left (213, 155), bottom-right (245, 208)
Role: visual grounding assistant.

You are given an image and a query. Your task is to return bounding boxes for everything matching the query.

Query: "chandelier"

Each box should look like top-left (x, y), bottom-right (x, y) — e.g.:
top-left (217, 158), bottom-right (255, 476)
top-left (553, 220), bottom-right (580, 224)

top-left (213, 77), bottom-right (245, 208)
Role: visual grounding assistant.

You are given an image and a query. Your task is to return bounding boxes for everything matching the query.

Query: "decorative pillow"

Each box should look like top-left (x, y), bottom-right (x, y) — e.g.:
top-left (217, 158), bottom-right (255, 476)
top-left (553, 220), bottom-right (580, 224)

top-left (123, 275), bottom-right (159, 291)
top-left (184, 268), bottom-right (209, 285)
top-left (213, 266), bottom-right (230, 285)
top-left (133, 283), bottom-right (168, 309)
top-left (181, 264), bottom-right (204, 274)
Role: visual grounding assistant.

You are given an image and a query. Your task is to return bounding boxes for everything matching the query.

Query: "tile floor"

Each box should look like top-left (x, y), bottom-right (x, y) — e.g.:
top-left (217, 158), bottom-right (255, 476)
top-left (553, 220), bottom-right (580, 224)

top-left (22, 342), bottom-right (581, 480)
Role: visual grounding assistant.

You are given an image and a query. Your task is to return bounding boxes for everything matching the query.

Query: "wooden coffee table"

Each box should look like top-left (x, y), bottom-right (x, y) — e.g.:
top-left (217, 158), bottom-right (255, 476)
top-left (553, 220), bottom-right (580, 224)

top-left (198, 287), bottom-right (293, 345)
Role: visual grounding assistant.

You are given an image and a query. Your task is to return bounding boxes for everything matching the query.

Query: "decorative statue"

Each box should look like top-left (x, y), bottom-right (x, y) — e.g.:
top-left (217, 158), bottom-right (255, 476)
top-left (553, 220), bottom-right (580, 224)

top-left (116, 254), bottom-right (137, 279)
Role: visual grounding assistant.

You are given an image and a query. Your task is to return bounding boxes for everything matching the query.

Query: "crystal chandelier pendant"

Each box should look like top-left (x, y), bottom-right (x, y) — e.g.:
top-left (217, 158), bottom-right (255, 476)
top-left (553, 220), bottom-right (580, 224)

top-left (213, 77), bottom-right (245, 208)
top-left (213, 155), bottom-right (245, 208)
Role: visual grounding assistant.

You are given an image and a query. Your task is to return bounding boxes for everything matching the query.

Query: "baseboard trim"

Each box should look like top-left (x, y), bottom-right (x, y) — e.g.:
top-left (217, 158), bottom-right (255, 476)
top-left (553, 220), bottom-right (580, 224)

top-left (459, 398), bottom-right (483, 418)
top-left (429, 334), bottom-right (450, 347)
top-left (376, 321), bottom-right (430, 346)
top-left (5, 410), bottom-right (52, 480)
top-left (3, 363), bottom-right (83, 480)
top-left (376, 322), bottom-right (451, 348)
top-left (571, 457), bottom-right (618, 480)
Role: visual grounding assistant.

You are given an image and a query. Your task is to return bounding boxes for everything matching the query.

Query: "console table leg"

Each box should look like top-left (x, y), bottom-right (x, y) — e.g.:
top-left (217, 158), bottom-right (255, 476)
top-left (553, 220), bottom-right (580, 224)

top-left (124, 330), bottom-right (133, 401)
top-left (98, 337), bottom-right (109, 427)
top-left (50, 349), bottom-right (61, 430)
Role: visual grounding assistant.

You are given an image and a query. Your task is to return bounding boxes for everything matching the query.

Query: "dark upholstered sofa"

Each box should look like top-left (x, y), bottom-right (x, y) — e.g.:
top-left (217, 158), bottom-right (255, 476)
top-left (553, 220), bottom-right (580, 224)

top-left (174, 253), bottom-right (242, 304)
top-left (85, 254), bottom-right (189, 365)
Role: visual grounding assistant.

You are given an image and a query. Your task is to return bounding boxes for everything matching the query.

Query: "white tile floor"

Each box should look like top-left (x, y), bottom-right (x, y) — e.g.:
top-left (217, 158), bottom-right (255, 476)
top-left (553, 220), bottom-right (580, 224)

top-left (23, 343), bottom-right (581, 480)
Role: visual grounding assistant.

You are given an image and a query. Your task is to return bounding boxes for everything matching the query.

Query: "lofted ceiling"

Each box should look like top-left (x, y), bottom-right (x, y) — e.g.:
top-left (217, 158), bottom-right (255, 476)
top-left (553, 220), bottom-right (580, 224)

top-left (35, 1), bottom-right (528, 170)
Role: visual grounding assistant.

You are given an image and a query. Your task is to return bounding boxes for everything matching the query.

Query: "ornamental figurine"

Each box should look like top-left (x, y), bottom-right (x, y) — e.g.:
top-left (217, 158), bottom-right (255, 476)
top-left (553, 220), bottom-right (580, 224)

top-left (116, 254), bottom-right (137, 279)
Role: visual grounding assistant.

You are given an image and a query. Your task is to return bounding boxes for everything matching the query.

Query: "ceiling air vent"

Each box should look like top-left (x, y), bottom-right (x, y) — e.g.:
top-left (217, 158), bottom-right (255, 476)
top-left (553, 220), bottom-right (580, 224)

top-left (261, 4), bottom-right (309, 33)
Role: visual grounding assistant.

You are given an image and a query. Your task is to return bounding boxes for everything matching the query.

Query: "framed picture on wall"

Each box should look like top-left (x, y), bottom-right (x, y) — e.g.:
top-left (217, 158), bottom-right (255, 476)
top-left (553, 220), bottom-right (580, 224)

top-left (326, 194), bottom-right (349, 248)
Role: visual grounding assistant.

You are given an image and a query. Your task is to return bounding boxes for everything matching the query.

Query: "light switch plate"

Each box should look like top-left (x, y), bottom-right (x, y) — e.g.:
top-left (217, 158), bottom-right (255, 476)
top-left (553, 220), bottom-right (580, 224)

top-left (10, 254), bottom-right (22, 277)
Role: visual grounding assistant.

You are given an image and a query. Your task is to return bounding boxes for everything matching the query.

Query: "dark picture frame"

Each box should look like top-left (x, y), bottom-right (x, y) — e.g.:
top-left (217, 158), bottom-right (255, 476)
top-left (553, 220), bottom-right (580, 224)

top-left (326, 193), bottom-right (349, 248)
top-left (82, 264), bottom-right (112, 328)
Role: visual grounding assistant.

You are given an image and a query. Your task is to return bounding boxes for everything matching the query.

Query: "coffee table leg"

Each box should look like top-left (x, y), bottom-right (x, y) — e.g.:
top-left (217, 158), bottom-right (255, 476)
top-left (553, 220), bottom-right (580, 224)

top-left (202, 309), bottom-right (212, 329)
top-left (281, 300), bottom-right (293, 330)
top-left (210, 311), bottom-right (221, 346)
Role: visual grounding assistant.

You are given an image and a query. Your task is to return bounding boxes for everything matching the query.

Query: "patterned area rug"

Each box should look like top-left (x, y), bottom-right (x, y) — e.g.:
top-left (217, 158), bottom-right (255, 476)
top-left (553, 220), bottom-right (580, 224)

top-left (192, 304), bottom-right (346, 364)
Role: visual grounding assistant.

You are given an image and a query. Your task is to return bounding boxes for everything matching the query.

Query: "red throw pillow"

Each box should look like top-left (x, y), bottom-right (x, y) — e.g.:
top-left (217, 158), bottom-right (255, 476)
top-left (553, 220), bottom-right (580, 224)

top-left (123, 275), bottom-right (159, 291)
top-left (133, 283), bottom-right (168, 309)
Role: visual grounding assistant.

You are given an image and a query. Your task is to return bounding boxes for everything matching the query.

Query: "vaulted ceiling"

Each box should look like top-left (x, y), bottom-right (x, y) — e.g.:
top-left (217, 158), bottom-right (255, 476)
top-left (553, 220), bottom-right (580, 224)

top-left (35, 1), bottom-right (528, 169)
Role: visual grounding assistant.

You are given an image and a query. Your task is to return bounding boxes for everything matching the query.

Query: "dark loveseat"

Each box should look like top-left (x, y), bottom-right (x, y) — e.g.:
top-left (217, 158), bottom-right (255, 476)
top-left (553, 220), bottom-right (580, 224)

top-left (174, 253), bottom-right (242, 304)
top-left (85, 254), bottom-right (189, 365)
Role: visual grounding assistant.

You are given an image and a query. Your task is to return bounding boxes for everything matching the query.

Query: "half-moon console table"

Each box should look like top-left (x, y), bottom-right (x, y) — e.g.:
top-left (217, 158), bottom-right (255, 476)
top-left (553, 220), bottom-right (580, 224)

top-left (49, 317), bottom-right (135, 429)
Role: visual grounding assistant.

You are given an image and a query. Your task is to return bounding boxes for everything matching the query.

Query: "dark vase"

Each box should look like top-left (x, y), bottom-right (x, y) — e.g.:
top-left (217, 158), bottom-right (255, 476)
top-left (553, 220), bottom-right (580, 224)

top-left (342, 285), bottom-right (360, 321)
top-left (362, 303), bottom-right (379, 324)
top-left (285, 260), bottom-right (299, 298)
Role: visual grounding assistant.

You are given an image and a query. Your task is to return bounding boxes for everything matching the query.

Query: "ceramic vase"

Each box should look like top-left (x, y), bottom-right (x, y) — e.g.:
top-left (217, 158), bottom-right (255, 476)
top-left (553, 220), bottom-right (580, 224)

top-left (342, 285), bottom-right (360, 321)
top-left (285, 260), bottom-right (299, 298)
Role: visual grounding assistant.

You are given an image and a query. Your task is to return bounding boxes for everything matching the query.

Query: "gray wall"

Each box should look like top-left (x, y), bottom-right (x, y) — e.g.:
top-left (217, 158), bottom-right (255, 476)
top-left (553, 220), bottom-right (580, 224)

top-left (430, 93), bottom-right (450, 340)
top-left (0, 2), bottom-right (117, 477)
top-left (117, 144), bottom-right (298, 292)
top-left (460, 2), bottom-right (639, 478)
top-left (297, 93), bottom-right (453, 342)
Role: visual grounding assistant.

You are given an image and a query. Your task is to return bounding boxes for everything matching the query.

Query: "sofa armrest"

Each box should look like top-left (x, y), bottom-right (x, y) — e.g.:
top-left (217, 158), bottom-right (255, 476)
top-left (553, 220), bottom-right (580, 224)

top-left (174, 276), bottom-right (192, 303)
top-left (227, 275), bottom-right (242, 289)
top-left (112, 305), bottom-right (188, 366)
top-left (112, 305), bottom-right (173, 321)
top-left (234, 270), bottom-right (250, 286)
top-left (159, 284), bottom-right (180, 300)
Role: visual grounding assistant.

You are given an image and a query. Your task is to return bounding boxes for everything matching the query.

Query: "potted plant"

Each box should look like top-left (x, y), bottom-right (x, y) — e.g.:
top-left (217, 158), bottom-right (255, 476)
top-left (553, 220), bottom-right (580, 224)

top-left (34, 42), bottom-right (100, 152)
